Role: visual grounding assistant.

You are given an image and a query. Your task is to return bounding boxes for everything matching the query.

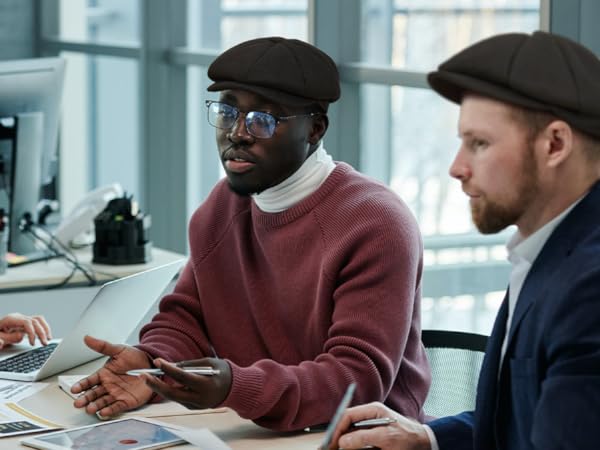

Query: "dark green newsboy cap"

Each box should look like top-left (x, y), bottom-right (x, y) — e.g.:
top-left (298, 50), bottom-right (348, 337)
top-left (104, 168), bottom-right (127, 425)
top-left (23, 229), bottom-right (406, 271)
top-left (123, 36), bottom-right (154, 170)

top-left (428, 31), bottom-right (600, 139)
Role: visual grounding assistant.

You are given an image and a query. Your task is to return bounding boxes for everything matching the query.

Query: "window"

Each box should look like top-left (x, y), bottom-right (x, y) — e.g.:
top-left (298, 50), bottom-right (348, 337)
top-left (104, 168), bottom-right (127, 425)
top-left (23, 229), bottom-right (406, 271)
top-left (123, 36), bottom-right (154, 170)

top-left (56, 0), bottom-right (139, 45)
top-left (39, 0), bottom-right (547, 333)
top-left (355, 0), bottom-right (540, 333)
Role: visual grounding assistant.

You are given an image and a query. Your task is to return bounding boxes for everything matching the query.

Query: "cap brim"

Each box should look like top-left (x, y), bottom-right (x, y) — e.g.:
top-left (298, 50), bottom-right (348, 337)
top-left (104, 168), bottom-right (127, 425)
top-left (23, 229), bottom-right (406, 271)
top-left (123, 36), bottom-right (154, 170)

top-left (207, 81), bottom-right (322, 109)
top-left (427, 70), bottom-right (600, 139)
top-left (427, 70), bottom-right (549, 111)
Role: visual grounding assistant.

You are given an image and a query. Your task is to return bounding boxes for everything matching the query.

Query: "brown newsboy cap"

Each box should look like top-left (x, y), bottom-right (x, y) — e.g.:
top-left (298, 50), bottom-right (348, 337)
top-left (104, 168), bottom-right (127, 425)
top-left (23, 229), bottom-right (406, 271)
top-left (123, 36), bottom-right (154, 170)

top-left (207, 36), bottom-right (340, 112)
top-left (428, 31), bottom-right (600, 139)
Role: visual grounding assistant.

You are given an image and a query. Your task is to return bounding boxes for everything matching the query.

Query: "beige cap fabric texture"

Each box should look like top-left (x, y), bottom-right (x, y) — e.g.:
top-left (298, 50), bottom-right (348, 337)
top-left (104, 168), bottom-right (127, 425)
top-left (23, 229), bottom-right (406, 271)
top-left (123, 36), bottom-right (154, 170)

top-left (427, 31), bottom-right (600, 139)
top-left (207, 36), bottom-right (340, 112)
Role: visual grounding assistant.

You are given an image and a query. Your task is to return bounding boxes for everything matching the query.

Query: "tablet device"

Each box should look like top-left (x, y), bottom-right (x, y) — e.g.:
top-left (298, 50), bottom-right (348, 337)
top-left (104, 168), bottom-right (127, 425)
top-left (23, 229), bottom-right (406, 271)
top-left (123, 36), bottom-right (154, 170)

top-left (20, 417), bottom-right (185, 450)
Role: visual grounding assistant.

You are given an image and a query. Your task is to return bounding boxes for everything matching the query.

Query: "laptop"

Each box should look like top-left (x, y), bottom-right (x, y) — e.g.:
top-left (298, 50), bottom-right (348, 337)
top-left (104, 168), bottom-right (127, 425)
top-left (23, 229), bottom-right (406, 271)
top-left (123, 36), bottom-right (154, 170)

top-left (0, 259), bottom-right (185, 382)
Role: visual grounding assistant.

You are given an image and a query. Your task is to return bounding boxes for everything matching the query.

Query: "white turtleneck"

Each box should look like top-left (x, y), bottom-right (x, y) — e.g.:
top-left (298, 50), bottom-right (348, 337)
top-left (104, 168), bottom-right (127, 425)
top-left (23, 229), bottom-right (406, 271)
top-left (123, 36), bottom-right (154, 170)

top-left (252, 143), bottom-right (336, 213)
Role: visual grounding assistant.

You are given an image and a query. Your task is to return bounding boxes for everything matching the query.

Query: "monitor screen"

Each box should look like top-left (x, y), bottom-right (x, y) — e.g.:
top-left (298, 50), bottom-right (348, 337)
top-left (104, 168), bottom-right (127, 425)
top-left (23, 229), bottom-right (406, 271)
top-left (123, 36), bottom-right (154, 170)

top-left (0, 57), bottom-right (65, 255)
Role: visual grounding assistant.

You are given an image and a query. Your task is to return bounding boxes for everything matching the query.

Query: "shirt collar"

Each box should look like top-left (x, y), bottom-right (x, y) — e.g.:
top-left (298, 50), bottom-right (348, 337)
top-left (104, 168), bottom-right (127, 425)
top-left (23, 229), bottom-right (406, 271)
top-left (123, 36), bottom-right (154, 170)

top-left (507, 196), bottom-right (584, 265)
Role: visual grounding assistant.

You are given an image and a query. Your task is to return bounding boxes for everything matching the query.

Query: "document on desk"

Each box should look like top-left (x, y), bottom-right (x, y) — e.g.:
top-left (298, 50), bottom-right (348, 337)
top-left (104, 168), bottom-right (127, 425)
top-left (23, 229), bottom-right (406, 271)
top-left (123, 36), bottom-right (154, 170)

top-left (0, 380), bottom-right (48, 403)
top-left (0, 402), bottom-right (62, 437)
top-left (172, 428), bottom-right (232, 450)
top-left (120, 402), bottom-right (228, 419)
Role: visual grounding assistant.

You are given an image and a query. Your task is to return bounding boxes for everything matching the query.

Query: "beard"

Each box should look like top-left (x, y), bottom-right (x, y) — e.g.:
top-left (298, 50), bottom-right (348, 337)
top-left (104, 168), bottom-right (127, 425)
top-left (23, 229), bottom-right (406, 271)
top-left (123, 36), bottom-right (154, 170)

top-left (471, 144), bottom-right (538, 234)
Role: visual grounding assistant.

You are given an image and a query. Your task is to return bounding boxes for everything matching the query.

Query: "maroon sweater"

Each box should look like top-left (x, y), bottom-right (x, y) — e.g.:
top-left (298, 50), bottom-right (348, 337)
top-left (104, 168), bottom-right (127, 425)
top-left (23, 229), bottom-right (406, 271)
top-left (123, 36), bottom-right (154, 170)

top-left (138, 163), bottom-right (430, 431)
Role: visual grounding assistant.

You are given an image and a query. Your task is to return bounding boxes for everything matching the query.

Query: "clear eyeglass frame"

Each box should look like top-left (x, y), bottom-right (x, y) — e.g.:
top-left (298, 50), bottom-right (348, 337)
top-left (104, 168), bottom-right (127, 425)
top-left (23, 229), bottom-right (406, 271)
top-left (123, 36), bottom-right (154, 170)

top-left (205, 100), bottom-right (319, 139)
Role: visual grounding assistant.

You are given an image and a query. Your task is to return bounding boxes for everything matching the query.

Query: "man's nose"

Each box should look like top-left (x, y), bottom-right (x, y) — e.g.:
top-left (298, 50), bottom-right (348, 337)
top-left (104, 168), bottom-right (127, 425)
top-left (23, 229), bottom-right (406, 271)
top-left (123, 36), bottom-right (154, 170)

top-left (449, 148), bottom-right (471, 180)
top-left (229, 113), bottom-right (252, 141)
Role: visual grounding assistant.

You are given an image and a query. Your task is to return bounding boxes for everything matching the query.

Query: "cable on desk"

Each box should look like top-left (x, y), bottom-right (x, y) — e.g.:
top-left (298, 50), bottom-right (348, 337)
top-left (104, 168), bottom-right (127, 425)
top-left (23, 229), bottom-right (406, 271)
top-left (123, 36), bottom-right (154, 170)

top-left (20, 222), bottom-right (99, 288)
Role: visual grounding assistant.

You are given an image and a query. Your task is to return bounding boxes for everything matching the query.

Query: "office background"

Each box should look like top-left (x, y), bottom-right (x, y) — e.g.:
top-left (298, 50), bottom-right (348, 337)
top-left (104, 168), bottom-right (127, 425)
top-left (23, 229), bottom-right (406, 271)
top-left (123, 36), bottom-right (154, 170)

top-left (0, 0), bottom-right (598, 334)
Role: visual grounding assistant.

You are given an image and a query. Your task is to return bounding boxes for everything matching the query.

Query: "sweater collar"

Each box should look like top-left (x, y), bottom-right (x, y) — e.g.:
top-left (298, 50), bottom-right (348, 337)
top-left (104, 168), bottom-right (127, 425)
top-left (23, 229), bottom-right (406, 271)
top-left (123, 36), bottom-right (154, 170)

top-left (251, 163), bottom-right (352, 229)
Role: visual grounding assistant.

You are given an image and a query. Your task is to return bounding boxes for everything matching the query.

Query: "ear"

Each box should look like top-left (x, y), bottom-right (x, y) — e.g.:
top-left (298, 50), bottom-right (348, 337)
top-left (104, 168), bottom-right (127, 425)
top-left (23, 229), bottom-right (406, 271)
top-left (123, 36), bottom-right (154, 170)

top-left (308, 114), bottom-right (329, 145)
top-left (538, 120), bottom-right (574, 168)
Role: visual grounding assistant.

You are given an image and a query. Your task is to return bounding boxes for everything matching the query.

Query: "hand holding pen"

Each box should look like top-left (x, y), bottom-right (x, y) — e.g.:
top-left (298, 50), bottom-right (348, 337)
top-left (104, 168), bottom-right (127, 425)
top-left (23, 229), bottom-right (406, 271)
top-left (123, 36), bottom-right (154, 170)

top-left (139, 357), bottom-right (232, 410)
top-left (323, 401), bottom-right (431, 450)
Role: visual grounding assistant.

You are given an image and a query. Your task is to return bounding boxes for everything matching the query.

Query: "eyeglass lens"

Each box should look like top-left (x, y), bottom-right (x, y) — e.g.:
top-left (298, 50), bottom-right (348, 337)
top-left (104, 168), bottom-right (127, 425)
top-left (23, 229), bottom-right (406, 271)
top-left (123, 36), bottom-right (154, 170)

top-left (207, 102), bottom-right (277, 138)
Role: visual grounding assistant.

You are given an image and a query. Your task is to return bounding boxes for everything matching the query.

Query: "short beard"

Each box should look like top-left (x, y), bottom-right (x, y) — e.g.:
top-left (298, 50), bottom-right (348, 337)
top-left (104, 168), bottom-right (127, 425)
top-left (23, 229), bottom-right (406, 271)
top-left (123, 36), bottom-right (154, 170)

top-left (472, 143), bottom-right (538, 234)
top-left (471, 201), bottom-right (522, 234)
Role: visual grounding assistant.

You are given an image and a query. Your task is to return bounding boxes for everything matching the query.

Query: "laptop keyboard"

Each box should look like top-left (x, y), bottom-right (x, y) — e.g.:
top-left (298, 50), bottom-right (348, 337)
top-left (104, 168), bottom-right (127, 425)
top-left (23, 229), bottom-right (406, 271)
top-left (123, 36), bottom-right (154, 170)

top-left (0, 343), bottom-right (58, 373)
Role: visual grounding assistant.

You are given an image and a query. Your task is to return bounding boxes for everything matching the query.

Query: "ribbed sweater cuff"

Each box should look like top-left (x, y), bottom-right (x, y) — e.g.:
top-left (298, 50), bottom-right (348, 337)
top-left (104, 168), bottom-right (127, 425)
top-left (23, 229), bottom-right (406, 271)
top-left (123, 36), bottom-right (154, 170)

top-left (220, 361), bottom-right (265, 419)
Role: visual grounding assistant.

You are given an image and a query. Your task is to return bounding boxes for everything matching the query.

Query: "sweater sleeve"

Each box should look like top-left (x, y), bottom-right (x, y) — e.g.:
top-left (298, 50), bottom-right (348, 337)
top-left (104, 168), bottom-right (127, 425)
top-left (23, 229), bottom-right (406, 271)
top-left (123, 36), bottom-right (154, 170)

top-left (136, 261), bottom-right (212, 361)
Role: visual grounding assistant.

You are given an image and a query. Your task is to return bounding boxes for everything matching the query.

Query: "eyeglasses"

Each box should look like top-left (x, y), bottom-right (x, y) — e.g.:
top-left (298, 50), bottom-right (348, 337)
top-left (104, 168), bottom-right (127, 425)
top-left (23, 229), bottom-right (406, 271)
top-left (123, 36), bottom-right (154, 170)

top-left (205, 100), bottom-right (319, 139)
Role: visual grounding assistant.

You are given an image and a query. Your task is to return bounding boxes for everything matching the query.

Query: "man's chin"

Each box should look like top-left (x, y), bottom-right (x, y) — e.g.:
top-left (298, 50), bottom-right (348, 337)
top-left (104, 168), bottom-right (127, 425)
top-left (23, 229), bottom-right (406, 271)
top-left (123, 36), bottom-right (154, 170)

top-left (226, 180), bottom-right (259, 197)
top-left (472, 212), bottom-right (511, 234)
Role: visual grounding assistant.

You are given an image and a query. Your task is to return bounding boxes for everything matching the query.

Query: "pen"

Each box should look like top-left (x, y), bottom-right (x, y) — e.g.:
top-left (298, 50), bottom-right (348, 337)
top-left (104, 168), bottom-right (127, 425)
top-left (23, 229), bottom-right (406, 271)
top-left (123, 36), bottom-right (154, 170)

top-left (126, 366), bottom-right (221, 376)
top-left (351, 417), bottom-right (398, 429)
top-left (319, 383), bottom-right (357, 449)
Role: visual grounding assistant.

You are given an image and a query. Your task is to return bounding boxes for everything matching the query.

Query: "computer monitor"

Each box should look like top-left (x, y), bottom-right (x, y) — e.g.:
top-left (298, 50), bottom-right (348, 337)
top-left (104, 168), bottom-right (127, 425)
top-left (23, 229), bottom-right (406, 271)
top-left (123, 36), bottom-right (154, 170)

top-left (0, 57), bottom-right (65, 255)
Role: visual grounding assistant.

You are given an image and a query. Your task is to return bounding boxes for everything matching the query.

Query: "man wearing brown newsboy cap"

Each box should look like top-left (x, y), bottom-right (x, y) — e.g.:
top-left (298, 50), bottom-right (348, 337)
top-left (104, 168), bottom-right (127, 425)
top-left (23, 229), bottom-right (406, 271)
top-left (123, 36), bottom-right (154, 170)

top-left (76, 36), bottom-right (430, 433)
top-left (325, 31), bottom-right (600, 450)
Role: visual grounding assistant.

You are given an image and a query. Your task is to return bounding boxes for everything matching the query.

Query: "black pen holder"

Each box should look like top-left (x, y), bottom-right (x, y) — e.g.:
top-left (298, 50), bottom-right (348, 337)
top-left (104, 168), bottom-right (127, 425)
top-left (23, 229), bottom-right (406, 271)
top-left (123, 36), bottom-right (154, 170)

top-left (92, 196), bottom-right (152, 265)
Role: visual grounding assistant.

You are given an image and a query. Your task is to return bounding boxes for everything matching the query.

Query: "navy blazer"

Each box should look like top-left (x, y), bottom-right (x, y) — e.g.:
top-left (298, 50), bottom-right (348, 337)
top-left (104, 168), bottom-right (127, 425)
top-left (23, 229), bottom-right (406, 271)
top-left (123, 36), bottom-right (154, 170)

top-left (429, 181), bottom-right (600, 450)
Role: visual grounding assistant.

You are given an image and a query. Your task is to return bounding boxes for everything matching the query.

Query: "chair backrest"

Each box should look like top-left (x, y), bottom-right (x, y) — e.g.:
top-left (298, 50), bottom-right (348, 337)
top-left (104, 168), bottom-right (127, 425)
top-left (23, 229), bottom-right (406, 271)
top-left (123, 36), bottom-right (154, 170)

top-left (422, 329), bottom-right (488, 418)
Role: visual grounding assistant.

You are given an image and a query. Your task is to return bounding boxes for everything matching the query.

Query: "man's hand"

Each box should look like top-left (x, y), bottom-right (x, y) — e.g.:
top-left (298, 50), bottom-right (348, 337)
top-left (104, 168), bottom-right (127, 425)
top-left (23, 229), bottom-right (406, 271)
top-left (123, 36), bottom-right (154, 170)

top-left (325, 402), bottom-right (431, 450)
top-left (140, 357), bottom-right (232, 410)
top-left (71, 335), bottom-right (154, 418)
top-left (0, 313), bottom-right (52, 348)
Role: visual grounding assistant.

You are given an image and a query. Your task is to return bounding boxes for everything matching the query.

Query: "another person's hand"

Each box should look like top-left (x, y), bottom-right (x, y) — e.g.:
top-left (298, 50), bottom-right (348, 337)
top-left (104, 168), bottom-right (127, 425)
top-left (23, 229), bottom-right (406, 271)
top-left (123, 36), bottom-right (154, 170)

top-left (0, 313), bottom-right (52, 348)
top-left (71, 335), bottom-right (154, 418)
top-left (141, 357), bottom-right (232, 410)
top-left (325, 402), bottom-right (431, 450)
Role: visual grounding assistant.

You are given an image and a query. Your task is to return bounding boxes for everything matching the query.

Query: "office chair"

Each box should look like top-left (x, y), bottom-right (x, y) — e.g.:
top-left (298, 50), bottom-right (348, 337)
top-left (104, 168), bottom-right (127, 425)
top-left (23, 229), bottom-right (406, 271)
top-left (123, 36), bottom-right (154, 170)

top-left (422, 329), bottom-right (488, 418)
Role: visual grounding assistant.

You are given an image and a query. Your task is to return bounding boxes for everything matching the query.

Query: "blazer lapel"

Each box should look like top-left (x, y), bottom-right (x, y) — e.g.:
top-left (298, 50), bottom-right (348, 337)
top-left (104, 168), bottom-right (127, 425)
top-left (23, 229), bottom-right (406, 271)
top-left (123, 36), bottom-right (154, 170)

top-left (503, 181), bottom-right (600, 357)
top-left (475, 182), bottom-right (600, 449)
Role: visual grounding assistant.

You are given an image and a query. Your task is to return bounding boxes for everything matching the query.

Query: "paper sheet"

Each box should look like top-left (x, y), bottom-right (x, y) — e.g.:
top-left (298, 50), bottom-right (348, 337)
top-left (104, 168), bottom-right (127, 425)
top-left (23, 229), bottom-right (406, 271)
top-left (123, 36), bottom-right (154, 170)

top-left (0, 402), bottom-right (62, 437)
top-left (119, 402), bottom-right (228, 419)
top-left (0, 380), bottom-right (48, 403)
top-left (172, 428), bottom-right (232, 450)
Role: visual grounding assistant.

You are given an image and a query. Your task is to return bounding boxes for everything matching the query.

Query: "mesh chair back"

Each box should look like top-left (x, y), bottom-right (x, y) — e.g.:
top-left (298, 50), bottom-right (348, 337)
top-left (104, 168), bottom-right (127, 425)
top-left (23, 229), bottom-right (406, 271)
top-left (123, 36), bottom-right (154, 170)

top-left (422, 329), bottom-right (488, 418)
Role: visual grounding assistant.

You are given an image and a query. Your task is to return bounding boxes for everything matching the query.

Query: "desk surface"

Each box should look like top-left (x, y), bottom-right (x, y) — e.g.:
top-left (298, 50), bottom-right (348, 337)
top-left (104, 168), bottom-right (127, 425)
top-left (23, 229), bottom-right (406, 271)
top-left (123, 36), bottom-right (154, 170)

top-left (0, 247), bottom-right (185, 292)
top-left (7, 360), bottom-right (324, 449)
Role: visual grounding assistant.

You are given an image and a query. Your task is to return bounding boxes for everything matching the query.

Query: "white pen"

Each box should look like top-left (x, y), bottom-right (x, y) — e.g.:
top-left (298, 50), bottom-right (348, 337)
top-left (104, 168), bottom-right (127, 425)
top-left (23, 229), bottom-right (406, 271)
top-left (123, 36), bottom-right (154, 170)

top-left (126, 366), bottom-right (220, 376)
top-left (351, 417), bottom-right (398, 429)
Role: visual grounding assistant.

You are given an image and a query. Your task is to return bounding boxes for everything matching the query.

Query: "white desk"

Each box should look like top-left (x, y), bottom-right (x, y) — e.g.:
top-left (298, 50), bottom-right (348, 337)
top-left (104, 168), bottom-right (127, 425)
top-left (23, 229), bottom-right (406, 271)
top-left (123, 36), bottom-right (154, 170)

top-left (6, 360), bottom-right (325, 449)
top-left (0, 247), bottom-right (325, 449)
top-left (0, 247), bottom-right (185, 292)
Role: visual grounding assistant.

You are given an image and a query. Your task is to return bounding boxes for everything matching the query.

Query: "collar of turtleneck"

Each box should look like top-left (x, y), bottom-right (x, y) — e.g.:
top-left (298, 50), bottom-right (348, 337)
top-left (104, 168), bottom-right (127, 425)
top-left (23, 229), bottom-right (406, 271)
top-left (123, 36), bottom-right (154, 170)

top-left (252, 143), bottom-right (336, 213)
